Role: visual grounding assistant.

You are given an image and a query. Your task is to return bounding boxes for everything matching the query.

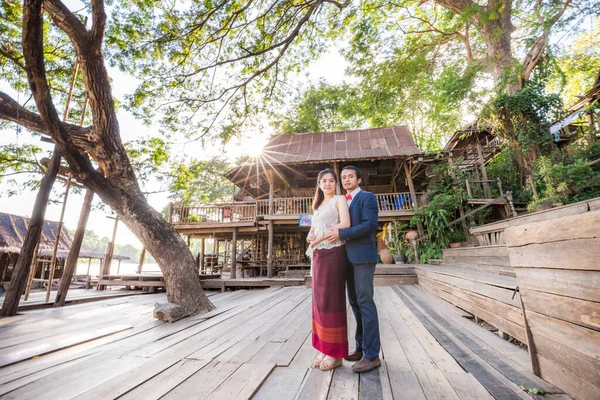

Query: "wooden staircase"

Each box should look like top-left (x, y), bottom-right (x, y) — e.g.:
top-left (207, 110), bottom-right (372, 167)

top-left (374, 264), bottom-right (417, 286)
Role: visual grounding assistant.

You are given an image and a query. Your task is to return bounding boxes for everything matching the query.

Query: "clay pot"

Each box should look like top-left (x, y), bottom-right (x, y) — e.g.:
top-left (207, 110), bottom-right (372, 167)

top-left (450, 242), bottom-right (462, 248)
top-left (379, 249), bottom-right (393, 264)
top-left (405, 230), bottom-right (419, 241)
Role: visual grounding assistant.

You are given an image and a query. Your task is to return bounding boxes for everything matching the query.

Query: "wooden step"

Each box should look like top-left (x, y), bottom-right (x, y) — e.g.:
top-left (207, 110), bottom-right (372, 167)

top-left (374, 274), bottom-right (417, 286)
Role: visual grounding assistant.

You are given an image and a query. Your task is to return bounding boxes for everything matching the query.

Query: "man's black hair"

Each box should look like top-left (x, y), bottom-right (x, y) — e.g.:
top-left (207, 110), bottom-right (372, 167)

top-left (341, 165), bottom-right (362, 180)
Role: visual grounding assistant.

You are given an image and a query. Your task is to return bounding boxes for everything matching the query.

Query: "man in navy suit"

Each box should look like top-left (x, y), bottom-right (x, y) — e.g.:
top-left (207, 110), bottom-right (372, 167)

top-left (325, 165), bottom-right (381, 373)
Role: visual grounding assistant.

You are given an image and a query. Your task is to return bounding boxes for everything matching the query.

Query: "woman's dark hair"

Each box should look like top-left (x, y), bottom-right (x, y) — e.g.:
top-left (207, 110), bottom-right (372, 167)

top-left (341, 165), bottom-right (362, 180)
top-left (312, 169), bottom-right (337, 211)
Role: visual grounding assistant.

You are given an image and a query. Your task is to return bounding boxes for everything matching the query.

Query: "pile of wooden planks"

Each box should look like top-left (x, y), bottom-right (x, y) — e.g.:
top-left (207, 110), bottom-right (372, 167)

top-left (505, 204), bottom-right (600, 400)
top-left (414, 259), bottom-right (526, 344)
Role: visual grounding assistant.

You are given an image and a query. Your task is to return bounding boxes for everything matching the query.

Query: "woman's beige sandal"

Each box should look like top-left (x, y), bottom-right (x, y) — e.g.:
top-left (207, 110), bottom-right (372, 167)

top-left (319, 356), bottom-right (343, 371)
top-left (312, 353), bottom-right (325, 368)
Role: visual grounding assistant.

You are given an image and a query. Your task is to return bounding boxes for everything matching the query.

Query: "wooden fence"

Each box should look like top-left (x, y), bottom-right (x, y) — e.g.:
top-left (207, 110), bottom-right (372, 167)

top-left (170, 192), bottom-right (420, 224)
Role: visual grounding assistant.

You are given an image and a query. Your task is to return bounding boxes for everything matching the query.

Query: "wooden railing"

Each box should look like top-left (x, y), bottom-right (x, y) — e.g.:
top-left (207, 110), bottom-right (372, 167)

top-left (375, 192), bottom-right (420, 211)
top-left (170, 192), bottom-right (420, 225)
top-left (170, 202), bottom-right (256, 224)
top-left (256, 197), bottom-right (313, 216)
top-left (465, 178), bottom-right (504, 200)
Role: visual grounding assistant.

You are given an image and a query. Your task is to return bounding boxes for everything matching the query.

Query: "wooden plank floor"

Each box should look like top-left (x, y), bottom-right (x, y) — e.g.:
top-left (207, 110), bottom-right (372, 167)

top-left (0, 288), bottom-right (143, 310)
top-left (0, 286), bottom-right (567, 399)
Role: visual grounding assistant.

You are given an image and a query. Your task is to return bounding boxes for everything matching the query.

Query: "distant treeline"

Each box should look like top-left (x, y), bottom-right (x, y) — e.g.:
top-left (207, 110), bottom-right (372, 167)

top-left (65, 228), bottom-right (156, 264)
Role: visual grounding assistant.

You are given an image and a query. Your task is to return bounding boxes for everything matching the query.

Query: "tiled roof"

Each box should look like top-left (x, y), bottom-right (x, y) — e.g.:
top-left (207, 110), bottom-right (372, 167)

top-left (260, 126), bottom-right (420, 164)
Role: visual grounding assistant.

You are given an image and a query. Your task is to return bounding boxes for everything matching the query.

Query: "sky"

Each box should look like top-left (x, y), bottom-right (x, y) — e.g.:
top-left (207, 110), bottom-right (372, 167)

top-left (0, 39), bottom-right (348, 249)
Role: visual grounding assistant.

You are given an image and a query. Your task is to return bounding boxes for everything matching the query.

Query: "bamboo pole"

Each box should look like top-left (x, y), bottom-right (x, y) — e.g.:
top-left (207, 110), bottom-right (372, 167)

top-left (54, 188), bottom-right (94, 306)
top-left (98, 215), bottom-right (119, 290)
top-left (45, 175), bottom-right (72, 303)
top-left (24, 241), bottom-right (40, 300)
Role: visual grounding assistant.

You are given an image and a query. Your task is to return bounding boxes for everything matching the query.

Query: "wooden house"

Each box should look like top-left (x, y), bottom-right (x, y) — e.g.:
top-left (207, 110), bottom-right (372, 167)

top-left (0, 212), bottom-right (127, 289)
top-left (169, 126), bottom-right (429, 278)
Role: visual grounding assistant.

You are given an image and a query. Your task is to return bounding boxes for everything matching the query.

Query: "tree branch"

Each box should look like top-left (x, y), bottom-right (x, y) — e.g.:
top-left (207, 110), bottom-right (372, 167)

top-left (0, 44), bottom-right (26, 71)
top-left (44, 0), bottom-right (89, 49)
top-left (90, 0), bottom-right (107, 45)
top-left (0, 91), bottom-right (96, 150)
top-left (21, 0), bottom-right (103, 187)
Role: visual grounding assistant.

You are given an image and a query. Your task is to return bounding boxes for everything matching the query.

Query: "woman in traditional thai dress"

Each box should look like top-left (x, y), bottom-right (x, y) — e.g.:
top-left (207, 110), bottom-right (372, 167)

top-left (306, 169), bottom-right (351, 371)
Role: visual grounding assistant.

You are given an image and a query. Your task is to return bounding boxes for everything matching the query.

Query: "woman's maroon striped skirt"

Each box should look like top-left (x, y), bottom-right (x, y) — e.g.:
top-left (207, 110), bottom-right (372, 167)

top-left (311, 245), bottom-right (348, 358)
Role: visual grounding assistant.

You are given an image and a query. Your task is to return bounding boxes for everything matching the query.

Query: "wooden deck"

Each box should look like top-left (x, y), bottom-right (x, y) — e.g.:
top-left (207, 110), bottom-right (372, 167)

top-left (0, 288), bottom-right (143, 311)
top-left (0, 286), bottom-right (566, 399)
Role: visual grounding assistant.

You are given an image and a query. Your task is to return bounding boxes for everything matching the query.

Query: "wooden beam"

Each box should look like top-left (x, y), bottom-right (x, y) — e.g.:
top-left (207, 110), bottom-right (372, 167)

top-left (200, 238), bottom-right (205, 273)
top-left (54, 189), bottom-right (93, 307)
top-left (267, 221), bottom-right (274, 278)
top-left (267, 169), bottom-right (274, 215)
top-left (231, 228), bottom-right (238, 279)
top-left (476, 143), bottom-right (492, 199)
top-left (98, 215), bottom-right (119, 290)
top-left (404, 162), bottom-right (424, 237)
top-left (333, 162), bottom-right (341, 195)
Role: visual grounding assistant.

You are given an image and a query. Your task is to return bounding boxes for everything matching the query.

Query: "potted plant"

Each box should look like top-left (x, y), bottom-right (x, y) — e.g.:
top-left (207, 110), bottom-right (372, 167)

top-left (385, 221), bottom-right (408, 264)
top-left (448, 230), bottom-right (467, 248)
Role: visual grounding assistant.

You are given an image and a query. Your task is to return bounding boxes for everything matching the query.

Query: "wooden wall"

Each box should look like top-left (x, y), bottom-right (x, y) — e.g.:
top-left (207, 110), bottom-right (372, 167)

top-left (505, 206), bottom-right (600, 400)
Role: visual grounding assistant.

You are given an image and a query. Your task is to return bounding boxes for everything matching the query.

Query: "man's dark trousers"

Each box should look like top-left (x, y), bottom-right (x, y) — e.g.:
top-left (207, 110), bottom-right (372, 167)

top-left (339, 190), bottom-right (381, 361)
top-left (346, 261), bottom-right (380, 360)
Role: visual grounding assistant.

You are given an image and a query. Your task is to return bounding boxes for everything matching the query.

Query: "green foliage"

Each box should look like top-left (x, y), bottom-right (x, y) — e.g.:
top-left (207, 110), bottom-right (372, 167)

top-left (125, 137), bottom-right (170, 186)
top-left (485, 148), bottom-right (532, 203)
top-left (0, 144), bottom-right (45, 196)
top-left (383, 221), bottom-right (408, 255)
top-left (274, 81), bottom-right (364, 134)
top-left (520, 386), bottom-right (544, 395)
top-left (77, 229), bottom-right (155, 263)
top-left (547, 17), bottom-right (600, 106)
top-left (528, 142), bottom-right (600, 210)
top-left (408, 162), bottom-right (469, 263)
top-left (168, 156), bottom-right (233, 204)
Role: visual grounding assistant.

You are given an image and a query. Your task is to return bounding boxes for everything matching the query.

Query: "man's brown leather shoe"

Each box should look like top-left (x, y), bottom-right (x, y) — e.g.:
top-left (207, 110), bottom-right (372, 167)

top-left (351, 357), bottom-right (381, 373)
top-left (345, 351), bottom-right (363, 362)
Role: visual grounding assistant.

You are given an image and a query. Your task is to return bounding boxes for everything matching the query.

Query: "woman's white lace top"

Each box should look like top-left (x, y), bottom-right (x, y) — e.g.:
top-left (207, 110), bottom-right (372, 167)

top-left (306, 196), bottom-right (344, 259)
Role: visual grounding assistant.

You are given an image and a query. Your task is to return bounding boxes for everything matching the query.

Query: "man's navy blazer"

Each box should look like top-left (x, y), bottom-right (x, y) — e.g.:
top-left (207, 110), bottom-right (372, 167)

top-left (339, 190), bottom-right (379, 265)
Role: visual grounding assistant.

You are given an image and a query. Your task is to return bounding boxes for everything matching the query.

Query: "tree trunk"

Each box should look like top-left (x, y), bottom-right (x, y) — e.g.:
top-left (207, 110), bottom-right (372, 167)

top-left (18, 0), bottom-right (214, 319)
top-left (109, 189), bottom-right (214, 313)
top-left (0, 150), bottom-right (61, 316)
top-left (54, 189), bottom-right (94, 307)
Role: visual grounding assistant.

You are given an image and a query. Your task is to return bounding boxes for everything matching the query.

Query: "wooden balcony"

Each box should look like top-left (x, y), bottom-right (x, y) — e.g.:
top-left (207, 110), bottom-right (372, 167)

top-left (169, 192), bottom-right (420, 226)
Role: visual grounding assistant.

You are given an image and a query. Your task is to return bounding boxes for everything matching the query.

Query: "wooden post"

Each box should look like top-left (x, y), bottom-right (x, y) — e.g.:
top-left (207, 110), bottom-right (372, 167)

top-left (137, 248), bottom-right (146, 274)
top-left (404, 162), bottom-right (424, 237)
top-left (200, 238), bottom-right (205, 274)
top-left (24, 241), bottom-right (40, 300)
top-left (333, 162), bottom-right (341, 195)
top-left (98, 215), bottom-right (119, 290)
top-left (168, 203), bottom-right (173, 223)
top-left (506, 191), bottom-right (518, 218)
top-left (519, 292), bottom-right (541, 376)
top-left (45, 175), bottom-right (72, 303)
top-left (477, 143), bottom-right (492, 199)
top-left (448, 156), bottom-right (469, 232)
top-left (267, 221), bottom-right (274, 278)
top-left (54, 188), bottom-right (94, 307)
top-left (0, 150), bottom-right (61, 317)
top-left (117, 259), bottom-right (122, 274)
top-left (465, 179), bottom-right (473, 198)
top-left (268, 170), bottom-right (274, 215)
top-left (231, 228), bottom-right (238, 279)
